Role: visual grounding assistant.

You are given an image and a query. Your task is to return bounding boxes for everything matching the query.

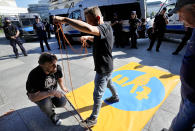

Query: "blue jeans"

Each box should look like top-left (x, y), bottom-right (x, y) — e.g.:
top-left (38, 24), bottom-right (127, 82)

top-left (169, 89), bottom-right (195, 131)
top-left (90, 72), bottom-right (118, 119)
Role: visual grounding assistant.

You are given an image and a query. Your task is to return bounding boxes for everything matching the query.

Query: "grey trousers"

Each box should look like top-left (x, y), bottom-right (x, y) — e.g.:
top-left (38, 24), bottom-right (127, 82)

top-left (35, 96), bottom-right (67, 118)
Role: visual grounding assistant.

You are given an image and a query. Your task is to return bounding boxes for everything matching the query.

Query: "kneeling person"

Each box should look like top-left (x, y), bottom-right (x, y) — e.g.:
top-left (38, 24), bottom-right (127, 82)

top-left (26, 53), bottom-right (68, 125)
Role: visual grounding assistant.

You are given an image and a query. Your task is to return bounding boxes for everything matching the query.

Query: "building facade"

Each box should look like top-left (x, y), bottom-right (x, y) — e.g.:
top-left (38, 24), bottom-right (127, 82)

top-left (0, 0), bottom-right (27, 15)
top-left (28, 0), bottom-right (50, 19)
top-left (28, 4), bottom-right (49, 19)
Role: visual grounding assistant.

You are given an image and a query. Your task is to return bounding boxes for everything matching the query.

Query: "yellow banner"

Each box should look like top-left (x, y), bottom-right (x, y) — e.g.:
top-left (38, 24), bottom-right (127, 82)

top-left (67, 62), bottom-right (180, 131)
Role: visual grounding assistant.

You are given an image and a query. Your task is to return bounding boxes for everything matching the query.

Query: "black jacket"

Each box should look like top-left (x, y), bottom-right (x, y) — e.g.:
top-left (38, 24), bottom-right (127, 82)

top-left (3, 24), bottom-right (18, 40)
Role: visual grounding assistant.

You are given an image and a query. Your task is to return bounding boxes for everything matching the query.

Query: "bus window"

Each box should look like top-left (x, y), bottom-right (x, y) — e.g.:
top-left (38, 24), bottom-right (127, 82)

top-left (69, 10), bottom-right (81, 20)
top-left (11, 21), bottom-right (21, 28)
top-left (21, 18), bottom-right (35, 26)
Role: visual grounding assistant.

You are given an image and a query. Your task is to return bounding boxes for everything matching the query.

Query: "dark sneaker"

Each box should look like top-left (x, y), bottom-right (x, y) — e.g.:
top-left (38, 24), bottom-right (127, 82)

top-left (172, 52), bottom-right (178, 55)
top-left (80, 117), bottom-right (97, 128)
top-left (131, 46), bottom-right (138, 49)
top-left (24, 53), bottom-right (28, 56)
top-left (147, 48), bottom-right (151, 51)
top-left (105, 96), bottom-right (119, 103)
top-left (156, 49), bottom-right (159, 52)
top-left (15, 55), bottom-right (19, 58)
top-left (51, 114), bottom-right (62, 126)
top-left (161, 128), bottom-right (169, 131)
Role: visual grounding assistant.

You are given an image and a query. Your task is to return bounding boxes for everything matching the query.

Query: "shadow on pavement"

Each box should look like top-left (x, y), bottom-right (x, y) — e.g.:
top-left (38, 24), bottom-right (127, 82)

top-left (59, 102), bottom-right (108, 120)
top-left (0, 106), bottom-right (86, 131)
top-left (160, 74), bottom-right (176, 79)
top-left (0, 54), bottom-right (17, 60)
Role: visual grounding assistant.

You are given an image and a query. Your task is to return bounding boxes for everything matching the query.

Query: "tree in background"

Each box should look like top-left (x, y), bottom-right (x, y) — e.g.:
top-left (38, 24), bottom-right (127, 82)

top-left (146, 12), bottom-right (149, 18)
top-left (0, 16), bottom-right (3, 27)
top-left (150, 12), bottom-right (155, 18)
top-left (0, 16), bottom-right (3, 33)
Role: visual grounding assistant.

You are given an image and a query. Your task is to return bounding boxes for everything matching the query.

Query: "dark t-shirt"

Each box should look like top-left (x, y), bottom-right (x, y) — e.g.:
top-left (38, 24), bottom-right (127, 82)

top-left (154, 14), bottom-right (167, 31)
top-left (129, 18), bottom-right (140, 32)
top-left (3, 24), bottom-right (18, 40)
top-left (33, 22), bottom-right (47, 37)
top-left (26, 65), bottom-right (63, 94)
top-left (111, 18), bottom-right (122, 33)
top-left (93, 23), bottom-right (114, 74)
top-left (44, 21), bottom-right (50, 31)
top-left (180, 29), bottom-right (195, 102)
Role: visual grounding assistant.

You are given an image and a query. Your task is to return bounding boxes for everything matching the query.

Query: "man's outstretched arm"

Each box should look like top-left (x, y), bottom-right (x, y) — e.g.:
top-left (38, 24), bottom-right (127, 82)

top-left (53, 16), bottom-right (100, 36)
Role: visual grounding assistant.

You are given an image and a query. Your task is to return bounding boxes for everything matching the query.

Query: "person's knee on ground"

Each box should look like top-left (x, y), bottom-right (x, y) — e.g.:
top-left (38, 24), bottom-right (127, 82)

top-left (36, 98), bottom-right (55, 118)
top-left (52, 96), bottom-right (67, 108)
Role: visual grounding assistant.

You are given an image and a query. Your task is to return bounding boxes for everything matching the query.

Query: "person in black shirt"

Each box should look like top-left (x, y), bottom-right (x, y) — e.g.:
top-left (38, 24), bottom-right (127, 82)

top-left (111, 13), bottom-right (123, 48)
top-left (44, 19), bottom-right (51, 39)
top-left (172, 27), bottom-right (193, 55)
top-left (129, 11), bottom-right (140, 49)
top-left (138, 18), bottom-right (146, 38)
top-left (53, 6), bottom-right (119, 128)
top-left (26, 53), bottom-right (68, 125)
top-left (33, 16), bottom-right (51, 52)
top-left (3, 17), bottom-right (27, 58)
top-left (147, 7), bottom-right (168, 52)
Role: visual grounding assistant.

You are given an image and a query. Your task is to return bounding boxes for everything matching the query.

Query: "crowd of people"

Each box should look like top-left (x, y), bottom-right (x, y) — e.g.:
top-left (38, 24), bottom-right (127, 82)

top-left (111, 7), bottom-right (192, 55)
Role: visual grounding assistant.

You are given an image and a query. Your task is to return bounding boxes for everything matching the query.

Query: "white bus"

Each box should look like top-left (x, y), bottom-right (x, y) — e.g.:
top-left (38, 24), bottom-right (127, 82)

top-left (62, 0), bottom-right (146, 42)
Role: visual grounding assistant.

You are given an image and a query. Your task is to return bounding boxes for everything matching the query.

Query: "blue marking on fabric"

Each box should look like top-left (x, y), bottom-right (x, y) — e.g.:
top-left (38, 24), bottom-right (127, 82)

top-left (103, 70), bottom-right (165, 111)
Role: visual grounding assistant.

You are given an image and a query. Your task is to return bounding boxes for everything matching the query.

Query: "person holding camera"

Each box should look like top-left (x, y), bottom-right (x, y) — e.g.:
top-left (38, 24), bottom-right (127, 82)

top-left (26, 53), bottom-right (68, 125)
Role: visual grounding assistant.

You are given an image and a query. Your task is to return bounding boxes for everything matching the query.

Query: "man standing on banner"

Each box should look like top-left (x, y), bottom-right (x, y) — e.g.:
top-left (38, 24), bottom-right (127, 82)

top-left (26, 53), bottom-right (68, 125)
top-left (147, 7), bottom-right (168, 52)
top-left (33, 16), bottom-right (51, 52)
top-left (162, 0), bottom-right (195, 131)
top-left (53, 6), bottom-right (119, 128)
top-left (3, 17), bottom-right (28, 58)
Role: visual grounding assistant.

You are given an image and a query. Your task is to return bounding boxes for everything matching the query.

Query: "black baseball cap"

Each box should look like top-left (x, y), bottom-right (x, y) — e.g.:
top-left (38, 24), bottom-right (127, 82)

top-left (172, 0), bottom-right (195, 13)
top-left (131, 11), bottom-right (136, 14)
top-left (35, 16), bottom-right (39, 19)
top-left (162, 7), bottom-right (167, 11)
